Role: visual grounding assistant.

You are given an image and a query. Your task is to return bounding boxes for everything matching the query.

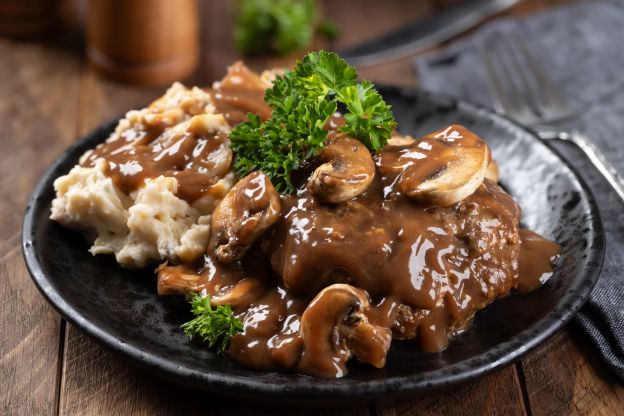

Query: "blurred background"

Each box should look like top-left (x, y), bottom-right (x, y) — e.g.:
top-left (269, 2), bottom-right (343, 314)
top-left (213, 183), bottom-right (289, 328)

top-left (0, 0), bottom-right (568, 87)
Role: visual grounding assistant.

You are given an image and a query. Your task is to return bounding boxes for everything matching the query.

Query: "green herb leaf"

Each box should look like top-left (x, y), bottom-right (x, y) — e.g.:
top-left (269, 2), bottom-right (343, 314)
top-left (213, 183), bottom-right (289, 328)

top-left (234, 0), bottom-right (316, 55)
top-left (294, 51), bottom-right (357, 93)
top-left (181, 293), bottom-right (243, 354)
top-left (230, 51), bottom-right (397, 194)
top-left (336, 81), bottom-right (396, 151)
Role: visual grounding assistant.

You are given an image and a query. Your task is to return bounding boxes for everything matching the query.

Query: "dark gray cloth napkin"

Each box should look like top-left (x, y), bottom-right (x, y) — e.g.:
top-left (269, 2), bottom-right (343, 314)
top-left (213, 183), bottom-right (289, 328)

top-left (414, 0), bottom-right (624, 381)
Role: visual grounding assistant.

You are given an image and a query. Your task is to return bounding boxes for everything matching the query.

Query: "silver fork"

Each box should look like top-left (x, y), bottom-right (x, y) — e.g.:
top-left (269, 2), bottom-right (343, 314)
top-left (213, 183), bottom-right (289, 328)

top-left (476, 31), bottom-right (624, 203)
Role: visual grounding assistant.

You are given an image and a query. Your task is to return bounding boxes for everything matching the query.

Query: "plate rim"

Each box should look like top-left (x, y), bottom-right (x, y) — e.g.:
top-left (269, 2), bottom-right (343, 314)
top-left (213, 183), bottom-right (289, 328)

top-left (21, 86), bottom-right (606, 402)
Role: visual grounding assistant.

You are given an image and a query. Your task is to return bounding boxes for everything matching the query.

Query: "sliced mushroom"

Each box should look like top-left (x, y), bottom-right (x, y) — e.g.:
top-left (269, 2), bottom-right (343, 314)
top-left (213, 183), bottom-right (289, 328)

top-left (386, 134), bottom-right (416, 147)
top-left (378, 125), bottom-right (490, 206)
top-left (485, 160), bottom-right (499, 182)
top-left (209, 171), bottom-right (281, 263)
top-left (307, 136), bottom-right (375, 204)
top-left (211, 278), bottom-right (267, 309)
top-left (185, 114), bottom-right (232, 179)
top-left (298, 284), bottom-right (392, 378)
top-left (407, 125), bottom-right (490, 206)
top-left (156, 263), bottom-right (208, 296)
top-left (157, 254), bottom-right (268, 311)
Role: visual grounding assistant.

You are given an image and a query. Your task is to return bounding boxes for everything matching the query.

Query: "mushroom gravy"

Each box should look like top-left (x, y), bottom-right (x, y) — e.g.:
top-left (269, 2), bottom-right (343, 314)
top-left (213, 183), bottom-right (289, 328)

top-left (75, 62), bottom-right (560, 378)
top-left (158, 170), bottom-right (558, 377)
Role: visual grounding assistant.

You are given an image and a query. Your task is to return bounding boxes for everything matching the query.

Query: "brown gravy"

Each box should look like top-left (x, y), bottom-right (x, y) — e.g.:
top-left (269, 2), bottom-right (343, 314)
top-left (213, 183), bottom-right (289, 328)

top-left (516, 229), bottom-right (561, 293)
top-left (80, 62), bottom-right (269, 203)
top-left (159, 176), bottom-right (559, 377)
top-left (209, 62), bottom-right (272, 125)
top-left (82, 124), bottom-right (232, 202)
top-left (84, 62), bottom-right (560, 378)
top-left (270, 177), bottom-right (522, 352)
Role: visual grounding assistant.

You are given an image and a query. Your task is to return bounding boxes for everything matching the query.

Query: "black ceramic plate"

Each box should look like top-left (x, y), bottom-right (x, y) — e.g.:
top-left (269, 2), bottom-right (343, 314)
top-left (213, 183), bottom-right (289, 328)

top-left (22, 86), bottom-right (604, 404)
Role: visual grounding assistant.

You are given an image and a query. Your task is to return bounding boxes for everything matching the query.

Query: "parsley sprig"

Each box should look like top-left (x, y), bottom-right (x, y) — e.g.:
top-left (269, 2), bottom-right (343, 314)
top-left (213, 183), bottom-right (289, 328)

top-left (181, 294), bottom-right (243, 354)
top-left (230, 51), bottom-right (397, 193)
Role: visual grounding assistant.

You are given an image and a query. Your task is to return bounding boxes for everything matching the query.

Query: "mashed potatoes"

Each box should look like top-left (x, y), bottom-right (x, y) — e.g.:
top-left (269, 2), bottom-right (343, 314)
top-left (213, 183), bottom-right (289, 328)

top-left (50, 83), bottom-right (235, 268)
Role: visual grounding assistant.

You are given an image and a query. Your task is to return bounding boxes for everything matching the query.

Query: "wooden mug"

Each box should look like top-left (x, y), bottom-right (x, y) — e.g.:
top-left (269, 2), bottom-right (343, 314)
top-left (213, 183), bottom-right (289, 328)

top-left (86, 0), bottom-right (199, 86)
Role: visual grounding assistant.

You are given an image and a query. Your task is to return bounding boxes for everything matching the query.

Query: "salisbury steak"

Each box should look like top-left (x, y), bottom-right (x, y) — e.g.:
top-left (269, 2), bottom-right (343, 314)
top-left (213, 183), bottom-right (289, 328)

top-left (269, 178), bottom-right (521, 352)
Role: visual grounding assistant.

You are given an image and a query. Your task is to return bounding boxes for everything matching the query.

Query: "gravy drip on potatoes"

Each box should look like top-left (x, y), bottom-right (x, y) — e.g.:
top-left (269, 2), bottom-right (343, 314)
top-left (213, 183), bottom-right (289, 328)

top-left (80, 62), bottom-right (269, 203)
top-left (82, 118), bottom-right (232, 202)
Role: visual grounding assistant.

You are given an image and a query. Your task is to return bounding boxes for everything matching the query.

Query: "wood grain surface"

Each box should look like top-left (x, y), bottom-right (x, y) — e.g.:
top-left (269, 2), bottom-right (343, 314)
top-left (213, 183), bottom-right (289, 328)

top-left (1, 0), bottom-right (623, 415)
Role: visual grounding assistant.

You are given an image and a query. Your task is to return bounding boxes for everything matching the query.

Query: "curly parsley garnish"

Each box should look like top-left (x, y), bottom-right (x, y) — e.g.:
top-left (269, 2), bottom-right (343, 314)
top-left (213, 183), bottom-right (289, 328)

top-left (181, 294), bottom-right (243, 354)
top-left (230, 51), bottom-right (397, 193)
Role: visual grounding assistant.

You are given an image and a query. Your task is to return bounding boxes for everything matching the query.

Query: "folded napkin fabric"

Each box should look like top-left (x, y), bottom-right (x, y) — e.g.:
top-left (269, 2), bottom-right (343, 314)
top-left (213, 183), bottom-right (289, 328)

top-left (414, 0), bottom-right (624, 381)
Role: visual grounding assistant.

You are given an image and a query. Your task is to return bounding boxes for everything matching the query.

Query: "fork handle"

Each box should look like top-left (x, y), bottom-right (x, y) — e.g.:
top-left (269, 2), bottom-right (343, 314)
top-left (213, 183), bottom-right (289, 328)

top-left (554, 131), bottom-right (624, 203)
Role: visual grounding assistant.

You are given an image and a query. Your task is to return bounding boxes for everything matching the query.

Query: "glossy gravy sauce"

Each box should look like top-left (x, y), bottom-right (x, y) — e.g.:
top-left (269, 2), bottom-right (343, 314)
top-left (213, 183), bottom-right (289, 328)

top-left (80, 63), bottom-right (270, 203)
top-left (210, 62), bottom-right (272, 125)
top-left (268, 176), bottom-right (523, 365)
top-left (157, 123), bottom-right (560, 378)
top-left (89, 62), bottom-right (560, 378)
top-left (516, 229), bottom-right (561, 293)
top-left (159, 174), bottom-right (559, 378)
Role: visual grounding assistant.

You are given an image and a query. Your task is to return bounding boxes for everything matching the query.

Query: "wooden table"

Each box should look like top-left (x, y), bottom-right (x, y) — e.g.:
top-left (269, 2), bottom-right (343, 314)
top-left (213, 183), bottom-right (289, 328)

top-left (2, 0), bottom-right (623, 414)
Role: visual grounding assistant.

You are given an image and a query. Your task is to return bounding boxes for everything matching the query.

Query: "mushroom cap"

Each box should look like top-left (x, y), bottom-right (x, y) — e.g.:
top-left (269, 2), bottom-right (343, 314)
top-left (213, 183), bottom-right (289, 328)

top-left (378, 125), bottom-right (491, 206)
top-left (402, 144), bottom-right (489, 206)
top-left (307, 136), bottom-right (375, 204)
top-left (210, 171), bottom-right (281, 263)
top-left (386, 134), bottom-right (415, 147)
top-left (485, 160), bottom-right (500, 183)
top-left (298, 284), bottom-right (391, 378)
